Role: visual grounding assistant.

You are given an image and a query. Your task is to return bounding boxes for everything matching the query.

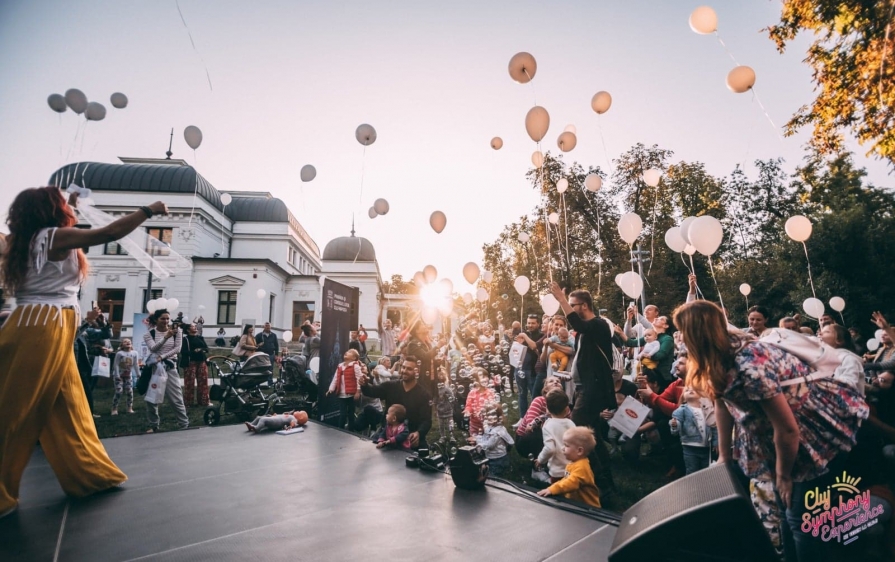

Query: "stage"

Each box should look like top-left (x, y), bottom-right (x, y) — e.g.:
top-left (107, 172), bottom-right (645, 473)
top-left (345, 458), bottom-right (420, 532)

top-left (1, 423), bottom-right (619, 561)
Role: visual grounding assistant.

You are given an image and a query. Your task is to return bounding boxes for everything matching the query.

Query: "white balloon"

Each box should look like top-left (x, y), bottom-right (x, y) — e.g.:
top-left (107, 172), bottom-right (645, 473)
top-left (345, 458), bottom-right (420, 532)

top-left (508, 52), bottom-right (537, 83)
top-left (829, 297), bottom-right (845, 312)
top-left (513, 276), bottom-right (530, 296)
top-left (355, 123), bottom-right (377, 146)
top-left (184, 125), bottom-right (203, 149)
top-left (48, 94), bottom-right (67, 113)
top-left (462, 292), bottom-right (473, 305)
top-left (155, 298), bottom-right (169, 311)
top-left (423, 265), bottom-right (438, 284)
top-left (563, 124), bottom-right (577, 134)
top-left (476, 287), bottom-right (489, 303)
top-left (198, 304), bottom-right (206, 311)
top-left (525, 106), bottom-right (550, 143)
top-left (540, 294), bottom-right (560, 316)
top-left (642, 169), bottom-right (661, 187)
top-left (309, 357), bottom-right (320, 373)
top-left (739, 283), bottom-right (752, 297)
top-left (368, 207), bottom-right (378, 219)
top-left (689, 6), bottom-right (718, 34)
top-left (614, 273), bottom-right (623, 287)
top-left (727, 66), bottom-right (756, 94)
top-left (482, 271), bottom-right (494, 283)
top-left (875, 329), bottom-right (884, 341)
top-left (664, 227), bottom-right (687, 253)
top-left (557, 131), bottom-right (577, 152)
top-left (439, 278), bottom-right (454, 295)
top-left (556, 178), bottom-right (569, 193)
top-left (689, 215), bottom-right (724, 256)
top-left (110, 92), bottom-right (128, 109)
top-left (283, 330), bottom-right (294, 343)
top-left (64, 88), bottom-right (88, 114)
top-left (256, 289), bottom-right (267, 299)
top-left (491, 137), bottom-right (503, 150)
top-left (300, 165), bottom-right (316, 182)
top-left (85, 102), bottom-right (106, 121)
top-left (413, 271), bottom-right (426, 288)
top-left (680, 216), bottom-right (697, 244)
top-left (531, 150), bottom-right (544, 168)
top-left (430, 211), bottom-right (447, 234)
top-left (422, 307), bottom-right (438, 325)
top-left (619, 271), bottom-right (644, 300)
top-left (584, 174), bottom-right (602, 192)
top-left (371, 199), bottom-right (388, 215)
top-left (617, 212), bottom-right (643, 245)
top-left (866, 338), bottom-right (880, 352)
top-left (785, 215), bottom-right (812, 242)
top-left (146, 299), bottom-right (159, 314)
top-left (462, 262), bottom-right (480, 284)
top-left (220, 193), bottom-right (232, 206)
top-left (518, 232), bottom-right (530, 243)
top-left (591, 91), bottom-right (612, 114)
top-left (167, 298), bottom-right (180, 311)
top-left (548, 212), bottom-right (560, 225)
top-left (683, 244), bottom-right (697, 256)
top-left (803, 297), bottom-right (825, 319)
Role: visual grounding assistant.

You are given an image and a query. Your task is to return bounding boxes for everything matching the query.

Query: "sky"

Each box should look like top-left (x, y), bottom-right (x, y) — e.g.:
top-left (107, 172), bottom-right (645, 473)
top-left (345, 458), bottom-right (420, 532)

top-left (1, 1), bottom-right (891, 294)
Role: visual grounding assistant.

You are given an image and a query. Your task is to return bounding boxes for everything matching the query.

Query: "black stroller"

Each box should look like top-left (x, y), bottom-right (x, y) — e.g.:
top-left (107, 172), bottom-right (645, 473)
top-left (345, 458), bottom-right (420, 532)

top-left (204, 353), bottom-right (277, 426)
top-left (280, 354), bottom-right (318, 417)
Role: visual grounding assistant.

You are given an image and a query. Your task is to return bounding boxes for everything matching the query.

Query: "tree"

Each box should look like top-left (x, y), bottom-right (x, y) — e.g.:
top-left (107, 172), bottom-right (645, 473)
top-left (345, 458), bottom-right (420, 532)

top-left (381, 274), bottom-right (416, 295)
top-left (768, 1), bottom-right (895, 166)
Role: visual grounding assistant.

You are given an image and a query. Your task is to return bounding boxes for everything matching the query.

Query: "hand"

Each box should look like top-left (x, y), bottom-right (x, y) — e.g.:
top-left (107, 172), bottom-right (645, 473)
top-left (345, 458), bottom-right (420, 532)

top-left (148, 201), bottom-right (169, 216)
top-left (533, 459), bottom-right (541, 470)
top-left (325, 389), bottom-right (333, 396)
top-left (67, 191), bottom-right (80, 207)
top-left (871, 311), bottom-right (890, 330)
top-left (614, 325), bottom-right (627, 338)
top-left (466, 437), bottom-right (477, 445)
top-left (536, 489), bottom-right (552, 497)
top-left (669, 418), bottom-right (678, 430)
top-left (776, 474), bottom-right (793, 509)
top-left (408, 432), bottom-right (420, 447)
top-left (358, 374), bottom-right (368, 386)
top-left (85, 309), bottom-right (99, 323)
top-left (688, 273), bottom-right (697, 293)
top-left (164, 328), bottom-right (175, 339)
top-left (637, 387), bottom-right (654, 399)
top-left (635, 374), bottom-right (647, 387)
top-left (376, 442), bottom-right (387, 449)
top-left (626, 307), bottom-right (635, 320)
top-left (548, 281), bottom-right (564, 300)
top-left (600, 409), bottom-right (614, 420)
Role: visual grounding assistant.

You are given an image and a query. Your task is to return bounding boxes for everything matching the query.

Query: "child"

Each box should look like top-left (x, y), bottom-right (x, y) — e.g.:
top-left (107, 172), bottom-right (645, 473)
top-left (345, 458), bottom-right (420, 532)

top-left (670, 386), bottom-right (718, 475)
top-left (536, 389), bottom-right (576, 482)
top-left (464, 367), bottom-right (498, 436)
top-left (548, 327), bottom-right (575, 372)
top-left (635, 328), bottom-right (660, 371)
top-left (245, 411), bottom-right (305, 433)
top-left (111, 338), bottom-right (139, 415)
top-left (471, 405), bottom-right (514, 476)
top-left (536, 426), bottom-right (601, 508)
top-left (372, 404), bottom-right (411, 451)
top-left (326, 349), bottom-right (363, 429)
top-left (435, 367), bottom-right (455, 440)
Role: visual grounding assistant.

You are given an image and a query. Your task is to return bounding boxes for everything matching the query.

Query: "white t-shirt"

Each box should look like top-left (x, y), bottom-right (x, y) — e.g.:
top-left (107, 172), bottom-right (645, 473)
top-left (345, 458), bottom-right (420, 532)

top-left (537, 417), bottom-right (576, 477)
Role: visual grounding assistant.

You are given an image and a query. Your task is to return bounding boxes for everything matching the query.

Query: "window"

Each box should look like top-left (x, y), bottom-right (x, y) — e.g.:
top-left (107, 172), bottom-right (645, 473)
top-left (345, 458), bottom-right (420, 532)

top-left (104, 240), bottom-right (128, 255)
top-left (218, 290), bottom-right (237, 325)
top-left (142, 289), bottom-right (163, 304)
top-left (146, 227), bottom-right (173, 256)
top-left (268, 293), bottom-right (276, 324)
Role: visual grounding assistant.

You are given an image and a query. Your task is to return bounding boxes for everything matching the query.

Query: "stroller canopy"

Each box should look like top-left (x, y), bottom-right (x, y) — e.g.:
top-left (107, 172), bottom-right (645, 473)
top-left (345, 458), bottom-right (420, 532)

top-left (240, 352), bottom-right (272, 374)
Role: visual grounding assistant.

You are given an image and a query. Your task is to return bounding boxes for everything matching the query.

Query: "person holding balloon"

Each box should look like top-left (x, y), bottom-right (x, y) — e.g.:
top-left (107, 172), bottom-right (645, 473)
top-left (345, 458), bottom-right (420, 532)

top-left (864, 312), bottom-right (895, 376)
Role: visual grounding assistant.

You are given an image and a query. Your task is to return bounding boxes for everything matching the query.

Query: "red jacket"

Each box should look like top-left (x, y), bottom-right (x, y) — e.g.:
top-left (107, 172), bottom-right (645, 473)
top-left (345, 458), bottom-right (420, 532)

top-left (645, 378), bottom-right (683, 417)
top-left (330, 361), bottom-right (361, 396)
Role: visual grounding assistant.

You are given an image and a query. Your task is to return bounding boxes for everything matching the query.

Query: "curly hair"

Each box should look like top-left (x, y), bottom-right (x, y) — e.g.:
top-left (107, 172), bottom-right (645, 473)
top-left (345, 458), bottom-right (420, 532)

top-left (1, 187), bottom-right (88, 292)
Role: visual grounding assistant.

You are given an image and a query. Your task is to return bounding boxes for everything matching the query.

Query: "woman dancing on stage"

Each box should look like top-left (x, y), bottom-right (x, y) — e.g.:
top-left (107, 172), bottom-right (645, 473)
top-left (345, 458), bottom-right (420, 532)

top-left (0, 186), bottom-right (167, 517)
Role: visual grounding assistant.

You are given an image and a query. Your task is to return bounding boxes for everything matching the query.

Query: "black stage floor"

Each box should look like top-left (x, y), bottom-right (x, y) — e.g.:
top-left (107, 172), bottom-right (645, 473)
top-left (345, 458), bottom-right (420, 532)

top-left (1, 423), bottom-right (618, 561)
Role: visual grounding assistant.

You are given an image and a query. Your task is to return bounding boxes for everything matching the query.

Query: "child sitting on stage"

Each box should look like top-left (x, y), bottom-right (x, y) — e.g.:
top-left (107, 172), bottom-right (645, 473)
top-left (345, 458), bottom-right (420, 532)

top-left (470, 405), bottom-right (514, 476)
top-left (536, 426), bottom-right (601, 508)
top-left (245, 411), bottom-right (304, 433)
top-left (535, 389), bottom-right (576, 483)
top-left (111, 338), bottom-right (139, 415)
top-left (372, 404), bottom-right (411, 451)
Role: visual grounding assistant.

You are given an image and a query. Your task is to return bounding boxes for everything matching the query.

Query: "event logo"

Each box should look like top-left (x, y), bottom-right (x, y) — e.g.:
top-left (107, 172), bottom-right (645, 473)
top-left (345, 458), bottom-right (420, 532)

top-left (624, 409), bottom-right (638, 418)
top-left (801, 471), bottom-right (884, 545)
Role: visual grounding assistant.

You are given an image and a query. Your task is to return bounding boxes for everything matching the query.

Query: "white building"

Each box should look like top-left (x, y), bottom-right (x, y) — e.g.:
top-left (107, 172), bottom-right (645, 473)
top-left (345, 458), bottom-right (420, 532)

top-left (44, 157), bottom-right (387, 347)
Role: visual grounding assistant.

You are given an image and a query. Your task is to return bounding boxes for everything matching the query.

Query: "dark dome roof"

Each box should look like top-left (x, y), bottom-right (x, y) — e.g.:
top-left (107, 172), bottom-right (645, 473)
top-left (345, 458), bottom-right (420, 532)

top-left (50, 162), bottom-right (225, 211)
top-left (322, 235), bottom-right (376, 262)
top-left (225, 197), bottom-right (288, 222)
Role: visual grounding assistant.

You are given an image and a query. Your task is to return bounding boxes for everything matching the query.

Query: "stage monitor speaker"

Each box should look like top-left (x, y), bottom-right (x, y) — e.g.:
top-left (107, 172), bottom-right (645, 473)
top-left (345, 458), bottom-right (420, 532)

top-left (449, 446), bottom-right (489, 490)
top-left (608, 463), bottom-right (777, 562)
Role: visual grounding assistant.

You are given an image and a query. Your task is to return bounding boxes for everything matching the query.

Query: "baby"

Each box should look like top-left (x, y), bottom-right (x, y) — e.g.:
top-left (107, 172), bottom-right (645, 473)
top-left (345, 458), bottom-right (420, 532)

top-left (549, 327), bottom-right (575, 372)
top-left (536, 426), bottom-right (601, 508)
top-left (471, 405), bottom-right (514, 476)
top-left (636, 328), bottom-right (660, 370)
top-left (372, 404), bottom-right (411, 450)
top-left (245, 411), bottom-right (305, 433)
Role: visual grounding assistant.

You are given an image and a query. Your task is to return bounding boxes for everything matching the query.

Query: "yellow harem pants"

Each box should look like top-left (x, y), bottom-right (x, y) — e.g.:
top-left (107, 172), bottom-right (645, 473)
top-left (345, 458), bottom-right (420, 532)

top-left (0, 305), bottom-right (126, 512)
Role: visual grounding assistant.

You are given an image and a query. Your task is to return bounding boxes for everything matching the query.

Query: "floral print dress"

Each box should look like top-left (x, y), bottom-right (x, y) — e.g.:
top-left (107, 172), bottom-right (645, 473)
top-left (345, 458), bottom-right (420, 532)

top-left (720, 338), bottom-right (868, 482)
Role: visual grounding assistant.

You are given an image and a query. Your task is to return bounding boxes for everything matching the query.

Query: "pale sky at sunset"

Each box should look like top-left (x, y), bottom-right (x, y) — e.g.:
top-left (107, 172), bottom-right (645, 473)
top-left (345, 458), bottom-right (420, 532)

top-left (1, 1), bottom-right (891, 294)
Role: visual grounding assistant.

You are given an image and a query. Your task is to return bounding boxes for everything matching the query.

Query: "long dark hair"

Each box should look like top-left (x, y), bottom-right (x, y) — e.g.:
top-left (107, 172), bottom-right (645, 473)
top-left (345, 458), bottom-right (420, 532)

top-left (1, 187), bottom-right (88, 292)
top-left (673, 301), bottom-right (736, 399)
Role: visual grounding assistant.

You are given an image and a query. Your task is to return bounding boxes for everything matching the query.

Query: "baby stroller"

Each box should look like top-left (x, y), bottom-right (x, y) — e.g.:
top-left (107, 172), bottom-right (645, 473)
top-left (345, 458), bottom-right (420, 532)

top-left (280, 354), bottom-right (318, 416)
top-left (204, 353), bottom-right (276, 426)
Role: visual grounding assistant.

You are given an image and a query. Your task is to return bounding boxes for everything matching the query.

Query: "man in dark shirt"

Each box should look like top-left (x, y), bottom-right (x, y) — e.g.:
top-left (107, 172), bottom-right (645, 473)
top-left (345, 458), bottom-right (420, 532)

top-left (255, 322), bottom-right (279, 383)
top-left (360, 354), bottom-right (432, 449)
top-left (550, 281), bottom-right (616, 492)
top-left (514, 314), bottom-right (543, 415)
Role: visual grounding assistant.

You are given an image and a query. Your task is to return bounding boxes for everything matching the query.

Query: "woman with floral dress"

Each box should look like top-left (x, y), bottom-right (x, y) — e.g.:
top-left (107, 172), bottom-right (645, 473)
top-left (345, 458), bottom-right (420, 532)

top-left (674, 301), bottom-right (868, 562)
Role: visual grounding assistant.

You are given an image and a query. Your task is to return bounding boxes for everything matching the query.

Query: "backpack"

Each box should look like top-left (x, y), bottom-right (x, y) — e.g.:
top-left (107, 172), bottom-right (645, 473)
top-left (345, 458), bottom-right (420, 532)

top-left (758, 328), bottom-right (849, 388)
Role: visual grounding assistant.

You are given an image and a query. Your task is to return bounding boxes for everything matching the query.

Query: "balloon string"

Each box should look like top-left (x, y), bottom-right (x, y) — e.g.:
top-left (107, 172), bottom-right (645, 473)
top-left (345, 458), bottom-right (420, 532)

top-left (802, 241), bottom-right (817, 298)
top-left (359, 144), bottom-right (366, 206)
top-left (838, 311), bottom-right (845, 326)
top-left (708, 255), bottom-right (726, 315)
top-left (537, 146), bottom-right (553, 283)
top-left (188, 149), bottom-right (199, 228)
top-left (596, 115), bottom-right (615, 179)
top-left (648, 183), bottom-right (660, 276)
top-left (561, 192), bottom-right (571, 272)
top-left (523, 69), bottom-right (537, 105)
top-left (745, 295), bottom-right (750, 314)
top-left (65, 119), bottom-right (82, 163)
top-left (175, 0), bottom-right (213, 92)
top-left (714, 32), bottom-right (740, 66)
top-left (751, 88), bottom-right (783, 141)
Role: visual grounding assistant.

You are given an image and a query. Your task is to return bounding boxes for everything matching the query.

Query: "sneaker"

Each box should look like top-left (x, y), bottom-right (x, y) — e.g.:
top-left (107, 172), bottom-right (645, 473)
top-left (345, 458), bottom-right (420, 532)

top-left (111, 410), bottom-right (118, 416)
top-left (512, 420), bottom-right (522, 429)
top-left (531, 469), bottom-right (551, 484)
top-left (146, 428), bottom-right (155, 434)
top-left (127, 409), bottom-right (134, 414)
top-left (93, 414), bottom-right (101, 419)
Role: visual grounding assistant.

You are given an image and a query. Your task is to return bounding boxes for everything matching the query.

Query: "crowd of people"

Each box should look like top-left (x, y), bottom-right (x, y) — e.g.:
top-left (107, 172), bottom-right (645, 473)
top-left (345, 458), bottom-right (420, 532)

top-left (1, 186), bottom-right (893, 561)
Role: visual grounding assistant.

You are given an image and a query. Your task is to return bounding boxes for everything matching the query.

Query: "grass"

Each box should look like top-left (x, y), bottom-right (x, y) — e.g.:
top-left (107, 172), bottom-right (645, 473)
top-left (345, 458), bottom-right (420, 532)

top-left (89, 363), bottom-right (668, 513)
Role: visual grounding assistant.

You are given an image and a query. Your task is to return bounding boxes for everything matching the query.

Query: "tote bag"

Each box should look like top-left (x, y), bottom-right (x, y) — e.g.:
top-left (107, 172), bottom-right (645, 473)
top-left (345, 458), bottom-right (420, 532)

top-left (91, 356), bottom-right (111, 378)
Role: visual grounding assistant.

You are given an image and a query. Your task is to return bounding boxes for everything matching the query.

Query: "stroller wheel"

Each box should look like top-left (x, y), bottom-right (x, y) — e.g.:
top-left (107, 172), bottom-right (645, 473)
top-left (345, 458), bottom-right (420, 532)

top-left (203, 408), bottom-right (220, 426)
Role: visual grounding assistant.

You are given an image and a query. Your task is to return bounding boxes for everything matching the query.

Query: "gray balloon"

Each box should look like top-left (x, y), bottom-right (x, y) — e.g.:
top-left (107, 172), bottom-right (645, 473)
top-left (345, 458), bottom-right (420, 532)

top-left (355, 123), bottom-right (377, 146)
top-left (64, 88), bottom-right (88, 114)
top-left (300, 164), bottom-right (316, 182)
top-left (85, 102), bottom-right (106, 121)
top-left (368, 207), bottom-right (378, 219)
top-left (373, 198), bottom-right (389, 215)
top-left (184, 125), bottom-right (203, 149)
top-left (110, 92), bottom-right (128, 109)
top-left (47, 94), bottom-right (67, 113)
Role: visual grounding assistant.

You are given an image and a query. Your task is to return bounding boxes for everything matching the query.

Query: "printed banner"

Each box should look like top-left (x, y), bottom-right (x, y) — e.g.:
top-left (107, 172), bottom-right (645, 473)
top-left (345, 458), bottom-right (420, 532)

top-left (318, 279), bottom-right (358, 425)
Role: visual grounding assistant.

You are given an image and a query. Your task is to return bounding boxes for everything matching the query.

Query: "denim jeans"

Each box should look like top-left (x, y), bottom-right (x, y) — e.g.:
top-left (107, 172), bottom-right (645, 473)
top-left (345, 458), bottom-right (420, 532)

top-left (682, 445), bottom-right (710, 475)
top-left (532, 370), bottom-right (547, 399)
top-left (515, 369), bottom-right (531, 415)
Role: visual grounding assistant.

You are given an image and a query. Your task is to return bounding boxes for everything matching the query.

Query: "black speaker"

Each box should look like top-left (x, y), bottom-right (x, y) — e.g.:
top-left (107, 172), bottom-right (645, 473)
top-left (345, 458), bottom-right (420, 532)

top-left (608, 463), bottom-right (777, 562)
top-left (449, 446), bottom-right (490, 490)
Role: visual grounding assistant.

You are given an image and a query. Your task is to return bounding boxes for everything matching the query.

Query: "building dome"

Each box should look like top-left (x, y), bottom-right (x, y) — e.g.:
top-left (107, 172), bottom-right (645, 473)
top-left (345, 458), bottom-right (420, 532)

top-left (322, 234), bottom-right (376, 262)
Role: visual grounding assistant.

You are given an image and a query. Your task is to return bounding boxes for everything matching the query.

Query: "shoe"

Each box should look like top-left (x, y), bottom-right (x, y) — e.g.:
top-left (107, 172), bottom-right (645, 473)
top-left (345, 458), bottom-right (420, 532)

top-left (146, 428), bottom-right (155, 434)
top-left (93, 414), bottom-right (101, 419)
top-left (127, 409), bottom-right (134, 414)
top-left (111, 410), bottom-right (118, 416)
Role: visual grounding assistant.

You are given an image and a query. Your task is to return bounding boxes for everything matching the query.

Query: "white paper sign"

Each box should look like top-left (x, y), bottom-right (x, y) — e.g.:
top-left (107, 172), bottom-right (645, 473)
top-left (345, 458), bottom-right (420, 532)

top-left (608, 395), bottom-right (651, 439)
top-left (508, 341), bottom-right (526, 368)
